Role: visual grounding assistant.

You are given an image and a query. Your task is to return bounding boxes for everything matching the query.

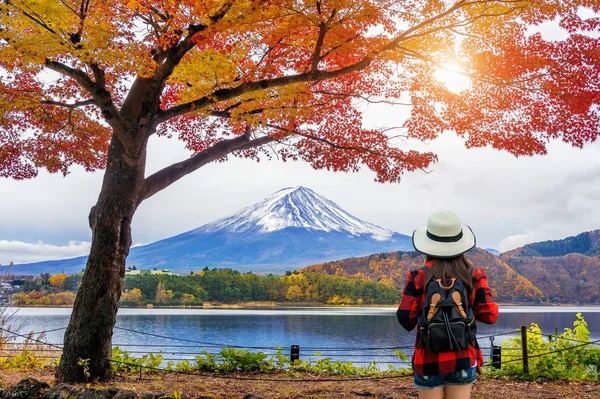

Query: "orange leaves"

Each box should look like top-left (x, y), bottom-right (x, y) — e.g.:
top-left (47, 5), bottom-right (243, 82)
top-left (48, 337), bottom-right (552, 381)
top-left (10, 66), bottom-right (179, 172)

top-left (443, 26), bottom-right (600, 155)
top-left (2, 0), bottom-right (600, 182)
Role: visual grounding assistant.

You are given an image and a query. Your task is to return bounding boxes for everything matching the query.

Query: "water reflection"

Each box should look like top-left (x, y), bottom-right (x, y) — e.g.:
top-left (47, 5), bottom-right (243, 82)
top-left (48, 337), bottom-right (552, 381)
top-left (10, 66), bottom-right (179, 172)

top-left (6, 307), bottom-right (600, 366)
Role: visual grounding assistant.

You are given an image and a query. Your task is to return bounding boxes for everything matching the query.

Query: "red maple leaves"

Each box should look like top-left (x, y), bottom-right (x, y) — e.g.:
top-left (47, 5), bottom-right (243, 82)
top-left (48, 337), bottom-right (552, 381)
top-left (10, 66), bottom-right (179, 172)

top-left (1, 0), bottom-right (599, 181)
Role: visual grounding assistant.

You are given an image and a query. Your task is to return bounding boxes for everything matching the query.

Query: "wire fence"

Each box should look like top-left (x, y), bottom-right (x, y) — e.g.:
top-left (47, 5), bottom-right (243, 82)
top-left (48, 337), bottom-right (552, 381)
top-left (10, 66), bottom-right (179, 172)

top-left (2, 324), bottom-right (600, 383)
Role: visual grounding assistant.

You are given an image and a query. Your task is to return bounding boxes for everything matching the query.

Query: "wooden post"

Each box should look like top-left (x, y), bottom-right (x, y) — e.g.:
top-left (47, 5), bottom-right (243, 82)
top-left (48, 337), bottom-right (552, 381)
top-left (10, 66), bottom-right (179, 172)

top-left (520, 325), bottom-right (529, 373)
top-left (290, 345), bottom-right (300, 363)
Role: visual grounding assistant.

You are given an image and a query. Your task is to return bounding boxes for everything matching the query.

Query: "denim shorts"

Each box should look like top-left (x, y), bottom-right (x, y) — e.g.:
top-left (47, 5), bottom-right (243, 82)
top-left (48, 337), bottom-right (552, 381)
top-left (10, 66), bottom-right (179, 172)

top-left (413, 364), bottom-right (477, 389)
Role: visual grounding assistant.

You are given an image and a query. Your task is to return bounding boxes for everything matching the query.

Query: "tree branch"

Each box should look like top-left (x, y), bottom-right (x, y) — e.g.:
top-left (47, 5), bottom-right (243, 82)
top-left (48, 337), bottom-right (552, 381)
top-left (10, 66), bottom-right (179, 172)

top-left (156, 1), bottom-right (484, 124)
top-left (142, 133), bottom-right (275, 200)
top-left (90, 63), bottom-right (106, 88)
top-left (265, 124), bottom-right (407, 159)
top-left (156, 56), bottom-right (373, 124)
top-left (41, 99), bottom-right (96, 109)
top-left (45, 60), bottom-right (131, 147)
top-left (310, 6), bottom-right (336, 72)
top-left (121, 0), bottom-right (236, 134)
top-left (45, 60), bottom-right (95, 91)
top-left (311, 21), bottom-right (328, 71)
top-left (153, 0), bottom-right (236, 85)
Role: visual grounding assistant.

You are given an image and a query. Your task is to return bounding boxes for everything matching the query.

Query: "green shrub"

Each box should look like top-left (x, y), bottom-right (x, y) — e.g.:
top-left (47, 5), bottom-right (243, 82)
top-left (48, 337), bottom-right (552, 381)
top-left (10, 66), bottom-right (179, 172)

top-left (111, 346), bottom-right (410, 376)
top-left (111, 347), bottom-right (164, 373)
top-left (496, 313), bottom-right (600, 380)
top-left (218, 348), bottom-right (269, 372)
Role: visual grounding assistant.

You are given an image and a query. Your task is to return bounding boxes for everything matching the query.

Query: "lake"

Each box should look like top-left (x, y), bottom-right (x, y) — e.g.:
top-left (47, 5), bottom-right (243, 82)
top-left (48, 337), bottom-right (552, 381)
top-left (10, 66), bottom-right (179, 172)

top-left (4, 306), bottom-right (600, 367)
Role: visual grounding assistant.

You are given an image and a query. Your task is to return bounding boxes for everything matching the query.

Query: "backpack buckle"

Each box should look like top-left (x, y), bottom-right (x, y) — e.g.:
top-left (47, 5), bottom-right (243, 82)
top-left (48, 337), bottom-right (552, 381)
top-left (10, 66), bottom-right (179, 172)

top-left (427, 293), bottom-right (441, 321)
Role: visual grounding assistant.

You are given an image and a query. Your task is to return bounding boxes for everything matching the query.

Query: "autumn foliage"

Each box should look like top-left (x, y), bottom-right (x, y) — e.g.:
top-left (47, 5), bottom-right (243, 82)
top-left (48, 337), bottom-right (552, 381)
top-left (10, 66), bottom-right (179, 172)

top-left (502, 253), bottom-right (600, 303)
top-left (49, 273), bottom-right (67, 290)
top-left (304, 247), bottom-right (545, 302)
top-left (2, 0), bottom-right (600, 182)
top-left (305, 237), bottom-right (600, 303)
top-left (2, 0), bottom-right (600, 383)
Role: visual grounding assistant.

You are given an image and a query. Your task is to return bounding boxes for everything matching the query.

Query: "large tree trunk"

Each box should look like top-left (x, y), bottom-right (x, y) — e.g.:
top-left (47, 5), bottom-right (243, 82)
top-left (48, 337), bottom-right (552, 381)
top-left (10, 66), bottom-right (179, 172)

top-left (56, 135), bottom-right (146, 382)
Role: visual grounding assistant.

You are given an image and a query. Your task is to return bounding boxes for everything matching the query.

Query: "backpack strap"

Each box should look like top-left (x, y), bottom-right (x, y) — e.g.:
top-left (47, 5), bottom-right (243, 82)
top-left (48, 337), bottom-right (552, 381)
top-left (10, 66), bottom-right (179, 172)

top-left (420, 265), bottom-right (430, 288)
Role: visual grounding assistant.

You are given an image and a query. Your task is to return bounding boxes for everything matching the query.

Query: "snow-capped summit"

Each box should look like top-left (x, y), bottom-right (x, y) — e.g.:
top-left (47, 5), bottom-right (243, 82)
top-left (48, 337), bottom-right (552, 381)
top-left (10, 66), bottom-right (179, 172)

top-left (12, 187), bottom-right (412, 274)
top-left (199, 186), bottom-right (393, 241)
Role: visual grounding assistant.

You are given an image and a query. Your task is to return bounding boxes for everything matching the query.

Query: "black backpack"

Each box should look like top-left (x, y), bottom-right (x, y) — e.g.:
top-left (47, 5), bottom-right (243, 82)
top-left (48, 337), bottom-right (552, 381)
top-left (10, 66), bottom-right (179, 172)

top-left (418, 269), bottom-right (476, 353)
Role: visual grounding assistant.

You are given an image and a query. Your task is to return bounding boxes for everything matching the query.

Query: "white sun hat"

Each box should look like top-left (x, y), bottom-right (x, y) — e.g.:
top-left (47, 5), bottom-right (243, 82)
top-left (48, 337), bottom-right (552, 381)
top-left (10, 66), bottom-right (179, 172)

top-left (412, 210), bottom-right (476, 258)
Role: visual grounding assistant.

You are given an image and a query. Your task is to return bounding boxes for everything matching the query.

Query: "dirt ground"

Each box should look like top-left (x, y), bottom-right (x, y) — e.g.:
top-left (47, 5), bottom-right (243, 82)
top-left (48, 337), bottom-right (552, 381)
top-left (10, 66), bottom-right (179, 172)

top-left (1, 369), bottom-right (599, 399)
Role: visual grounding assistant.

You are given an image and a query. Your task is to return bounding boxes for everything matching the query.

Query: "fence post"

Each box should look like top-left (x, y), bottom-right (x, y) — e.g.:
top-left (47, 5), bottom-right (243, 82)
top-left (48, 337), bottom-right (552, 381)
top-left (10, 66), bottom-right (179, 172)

top-left (520, 325), bottom-right (529, 373)
top-left (290, 344), bottom-right (300, 363)
top-left (491, 345), bottom-right (502, 369)
top-left (489, 335), bottom-right (501, 369)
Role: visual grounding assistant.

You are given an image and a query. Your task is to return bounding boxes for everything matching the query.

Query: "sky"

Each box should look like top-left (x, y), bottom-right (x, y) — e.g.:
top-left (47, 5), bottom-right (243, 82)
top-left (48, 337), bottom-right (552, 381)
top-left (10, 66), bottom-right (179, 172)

top-left (2, 122), bottom-right (599, 265)
top-left (1, 16), bottom-right (600, 265)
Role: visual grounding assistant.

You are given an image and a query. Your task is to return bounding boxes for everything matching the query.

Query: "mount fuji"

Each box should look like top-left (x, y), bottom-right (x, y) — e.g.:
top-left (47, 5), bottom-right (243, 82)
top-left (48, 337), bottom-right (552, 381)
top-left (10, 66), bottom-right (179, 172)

top-left (11, 187), bottom-right (413, 274)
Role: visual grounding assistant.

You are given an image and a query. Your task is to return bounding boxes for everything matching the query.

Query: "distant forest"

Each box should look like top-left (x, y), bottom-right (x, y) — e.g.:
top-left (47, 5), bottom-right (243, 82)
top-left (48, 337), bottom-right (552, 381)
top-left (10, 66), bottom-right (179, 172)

top-left (305, 240), bottom-right (600, 303)
top-left (11, 268), bottom-right (401, 306)
top-left (304, 248), bottom-right (546, 302)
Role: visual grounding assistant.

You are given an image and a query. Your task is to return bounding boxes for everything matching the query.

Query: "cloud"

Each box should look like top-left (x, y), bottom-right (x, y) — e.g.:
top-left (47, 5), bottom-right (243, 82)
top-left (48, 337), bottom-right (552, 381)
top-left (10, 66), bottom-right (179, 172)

top-left (498, 231), bottom-right (555, 253)
top-left (0, 240), bottom-right (91, 264)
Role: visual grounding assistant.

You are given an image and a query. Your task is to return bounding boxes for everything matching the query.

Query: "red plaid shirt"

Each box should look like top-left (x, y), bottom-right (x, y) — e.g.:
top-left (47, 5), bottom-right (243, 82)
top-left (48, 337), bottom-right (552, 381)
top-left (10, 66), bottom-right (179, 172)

top-left (396, 261), bottom-right (498, 376)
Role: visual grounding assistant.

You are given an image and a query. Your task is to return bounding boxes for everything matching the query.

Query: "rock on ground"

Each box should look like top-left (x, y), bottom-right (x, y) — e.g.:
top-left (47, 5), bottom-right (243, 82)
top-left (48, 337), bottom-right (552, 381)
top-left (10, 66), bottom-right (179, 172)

top-left (4, 377), bottom-right (50, 399)
top-left (1, 380), bottom-right (212, 399)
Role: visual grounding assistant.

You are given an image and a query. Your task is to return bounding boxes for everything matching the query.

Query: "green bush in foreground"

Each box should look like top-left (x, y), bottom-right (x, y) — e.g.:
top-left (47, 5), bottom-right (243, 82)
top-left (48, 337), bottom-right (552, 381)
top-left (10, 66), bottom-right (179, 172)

top-left (109, 346), bottom-right (410, 376)
top-left (491, 313), bottom-right (600, 380)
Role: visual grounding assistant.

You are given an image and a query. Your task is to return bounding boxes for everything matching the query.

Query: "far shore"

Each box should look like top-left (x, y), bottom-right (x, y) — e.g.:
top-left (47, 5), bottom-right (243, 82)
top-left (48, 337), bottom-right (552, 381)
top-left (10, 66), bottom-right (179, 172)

top-left (6, 301), bottom-right (600, 310)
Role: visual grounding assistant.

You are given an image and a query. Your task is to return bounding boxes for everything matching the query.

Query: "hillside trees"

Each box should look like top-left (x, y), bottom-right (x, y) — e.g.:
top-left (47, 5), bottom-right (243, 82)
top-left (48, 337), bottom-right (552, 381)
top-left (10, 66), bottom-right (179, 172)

top-left (62, 274), bottom-right (83, 292)
top-left (304, 248), bottom-right (545, 301)
top-left (2, 0), bottom-right (600, 382)
top-left (49, 273), bottom-right (67, 290)
top-left (119, 269), bottom-right (400, 304)
top-left (120, 288), bottom-right (144, 305)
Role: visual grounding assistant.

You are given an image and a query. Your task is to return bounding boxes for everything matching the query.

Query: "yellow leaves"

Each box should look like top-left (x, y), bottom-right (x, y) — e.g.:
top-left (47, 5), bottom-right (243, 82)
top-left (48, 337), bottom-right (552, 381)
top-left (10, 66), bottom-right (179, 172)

top-left (137, 51), bottom-right (160, 78)
top-left (285, 285), bottom-right (304, 301)
top-left (1, 1), bottom-right (77, 62)
top-left (172, 48), bottom-right (240, 101)
top-left (378, 275), bottom-right (397, 289)
top-left (49, 273), bottom-right (67, 289)
top-left (1, 0), bottom-right (169, 78)
top-left (326, 294), bottom-right (353, 305)
top-left (285, 272), bottom-right (305, 284)
top-left (181, 293), bottom-right (196, 304)
top-left (121, 288), bottom-right (144, 303)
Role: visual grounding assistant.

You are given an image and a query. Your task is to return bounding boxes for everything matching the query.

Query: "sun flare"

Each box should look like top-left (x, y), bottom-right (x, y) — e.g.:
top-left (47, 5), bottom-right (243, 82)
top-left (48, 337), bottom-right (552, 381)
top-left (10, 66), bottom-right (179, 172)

top-left (434, 62), bottom-right (471, 93)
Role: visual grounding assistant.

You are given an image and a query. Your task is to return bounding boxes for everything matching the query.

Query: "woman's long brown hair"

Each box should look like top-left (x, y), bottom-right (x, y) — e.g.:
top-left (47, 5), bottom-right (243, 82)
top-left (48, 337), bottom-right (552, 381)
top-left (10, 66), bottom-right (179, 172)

top-left (425, 254), bottom-right (475, 293)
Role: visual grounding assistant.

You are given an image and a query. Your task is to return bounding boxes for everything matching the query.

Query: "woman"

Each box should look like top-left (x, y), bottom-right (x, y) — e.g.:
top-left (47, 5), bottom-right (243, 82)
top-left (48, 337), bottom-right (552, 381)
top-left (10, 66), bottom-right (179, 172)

top-left (397, 210), bottom-right (498, 399)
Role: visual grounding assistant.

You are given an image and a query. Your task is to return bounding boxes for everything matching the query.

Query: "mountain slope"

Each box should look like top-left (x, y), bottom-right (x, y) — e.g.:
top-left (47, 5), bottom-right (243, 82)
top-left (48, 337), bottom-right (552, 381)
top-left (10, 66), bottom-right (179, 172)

top-left (303, 247), bottom-right (544, 302)
top-left (503, 230), bottom-right (600, 258)
top-left (11, 187), bottom-right (413, 275)
top-left (500, 253), bottom-right (600, 302)
top-left (499, 230), bottom-right (600, 302)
